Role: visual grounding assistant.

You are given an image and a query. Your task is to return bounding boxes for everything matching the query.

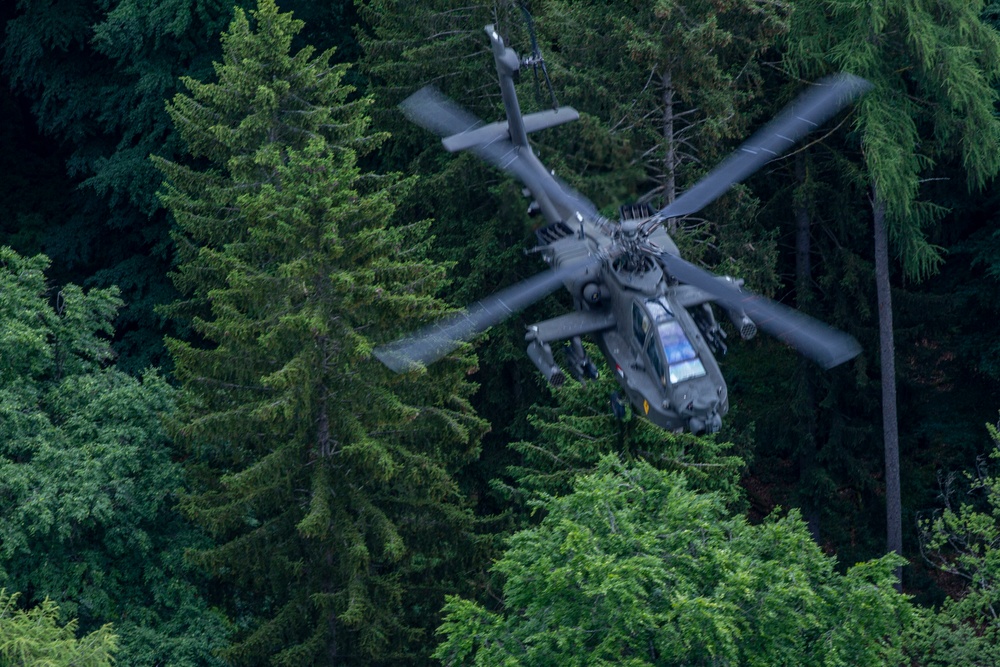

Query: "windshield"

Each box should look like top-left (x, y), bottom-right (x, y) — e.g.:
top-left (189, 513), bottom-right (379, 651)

top-left (646, 300), bottom-right (706, 384)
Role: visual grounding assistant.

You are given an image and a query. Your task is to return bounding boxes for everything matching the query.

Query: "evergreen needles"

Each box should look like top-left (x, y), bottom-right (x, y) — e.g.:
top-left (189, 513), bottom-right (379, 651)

top-left (154, 2), bottom-right (486, 663)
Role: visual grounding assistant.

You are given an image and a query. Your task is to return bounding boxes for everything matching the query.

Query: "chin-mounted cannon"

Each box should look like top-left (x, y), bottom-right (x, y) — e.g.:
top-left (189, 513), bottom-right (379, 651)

top-left (680, 396), bottom-right (723, 435)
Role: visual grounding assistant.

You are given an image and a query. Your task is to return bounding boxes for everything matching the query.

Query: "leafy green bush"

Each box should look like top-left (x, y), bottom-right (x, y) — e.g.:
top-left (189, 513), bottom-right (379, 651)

top-left (437, 456), bottom-right (912, 667)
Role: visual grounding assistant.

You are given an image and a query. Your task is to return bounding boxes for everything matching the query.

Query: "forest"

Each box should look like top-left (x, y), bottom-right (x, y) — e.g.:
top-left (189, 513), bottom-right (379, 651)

top-left (1, 0), bottom-right (1000, 664)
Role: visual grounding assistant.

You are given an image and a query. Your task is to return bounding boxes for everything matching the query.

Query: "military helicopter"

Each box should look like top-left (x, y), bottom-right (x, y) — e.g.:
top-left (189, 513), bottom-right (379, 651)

top-left (375, 24), bottom-right (869, 434)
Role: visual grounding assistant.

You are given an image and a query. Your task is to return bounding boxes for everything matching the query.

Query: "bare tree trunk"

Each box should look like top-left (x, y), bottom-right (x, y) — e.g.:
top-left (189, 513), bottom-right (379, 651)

top-left (662, 69), bottom-right (676, 204)
top-left (872, 190), bottom-right (903, 590)
top-left (794, 152), bottom-right (820, 542)
top-left (661, 69), bottom-right (677, 231)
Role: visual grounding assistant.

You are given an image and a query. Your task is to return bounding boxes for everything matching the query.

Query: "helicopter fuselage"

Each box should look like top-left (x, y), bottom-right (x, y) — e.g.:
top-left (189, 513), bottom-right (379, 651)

top-left (377, 23), bottom-right (865, 434)
top-left (526, 216), bottom-right (728, 433)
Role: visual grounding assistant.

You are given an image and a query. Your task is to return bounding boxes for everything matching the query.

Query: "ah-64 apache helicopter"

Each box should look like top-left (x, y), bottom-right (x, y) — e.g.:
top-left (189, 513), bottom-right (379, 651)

top-left (376, 23), bottom-right (869, 434)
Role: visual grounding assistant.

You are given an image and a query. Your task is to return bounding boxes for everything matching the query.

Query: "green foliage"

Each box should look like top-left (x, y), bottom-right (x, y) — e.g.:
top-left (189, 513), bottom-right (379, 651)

top-left (531, 0), bottom-right (787, 284)
top-left (0, 590), bottom-right (116, 667)
top-left (156, 2), bottom-right (487, 663)
top-left (436, 456), bottom-right (912, 666)
top-left (906, 417), bottom-right (1000, 665)
top-left (2, 0), bottom-right (243, 370)
top-left (537, 0), bottom-right (789, 199)
top-left (0, 246), bottom-right (228, 666)
top-left (785, 0), bottom-right (1000, 280)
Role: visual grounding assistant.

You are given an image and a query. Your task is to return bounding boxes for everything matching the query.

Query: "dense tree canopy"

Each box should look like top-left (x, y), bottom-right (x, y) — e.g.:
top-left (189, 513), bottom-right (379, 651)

top-left (437, 457), bottom-right (912, 666)
top-left (2, 0), bottom-right (1000, 664)
top-left (0, 247), bottom-right (226, 665)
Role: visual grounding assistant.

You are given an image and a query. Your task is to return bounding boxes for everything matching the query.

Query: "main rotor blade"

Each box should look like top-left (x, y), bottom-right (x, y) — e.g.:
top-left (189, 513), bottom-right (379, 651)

top-left (375, 257), bottom-right (600, 373)
top-left (658, 253), bottom-right (861, 369)
top-left (655, 74), bottom-right (872, 221)
top-left (401, 87), bottom-right (601, 220)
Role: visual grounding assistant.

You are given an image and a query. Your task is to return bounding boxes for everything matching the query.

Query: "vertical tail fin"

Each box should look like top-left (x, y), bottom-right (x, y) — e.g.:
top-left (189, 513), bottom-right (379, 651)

top-left (485, 24), bottom-right (530, 149)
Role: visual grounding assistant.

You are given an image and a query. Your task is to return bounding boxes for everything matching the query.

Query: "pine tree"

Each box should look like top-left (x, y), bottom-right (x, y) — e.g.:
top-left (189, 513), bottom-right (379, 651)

top-left (154, 2), bottom-right (486, 663)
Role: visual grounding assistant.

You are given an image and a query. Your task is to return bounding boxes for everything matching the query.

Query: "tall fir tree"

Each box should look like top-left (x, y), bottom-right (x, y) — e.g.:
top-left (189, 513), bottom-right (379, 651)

top-left (154, 1), bottom-right (486, 664)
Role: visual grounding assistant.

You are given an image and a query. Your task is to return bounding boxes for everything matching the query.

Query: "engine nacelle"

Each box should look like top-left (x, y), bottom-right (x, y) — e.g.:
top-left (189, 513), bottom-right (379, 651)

top-left (526, 341), bottom-right (565, 386)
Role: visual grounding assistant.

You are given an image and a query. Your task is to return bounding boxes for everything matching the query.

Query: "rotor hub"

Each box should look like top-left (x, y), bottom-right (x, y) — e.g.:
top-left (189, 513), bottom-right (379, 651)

top-left (612, 208), bottom-right (657, 274)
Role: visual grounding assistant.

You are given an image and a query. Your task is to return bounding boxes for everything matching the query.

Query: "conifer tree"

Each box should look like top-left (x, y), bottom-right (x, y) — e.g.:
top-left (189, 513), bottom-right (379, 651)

top-left (155, 2), bottom-right (486, 663)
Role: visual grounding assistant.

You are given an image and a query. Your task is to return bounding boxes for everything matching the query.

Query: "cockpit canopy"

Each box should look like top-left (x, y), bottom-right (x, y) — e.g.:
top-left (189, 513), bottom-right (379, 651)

top-left (633, 298), bottom-right (707, 389)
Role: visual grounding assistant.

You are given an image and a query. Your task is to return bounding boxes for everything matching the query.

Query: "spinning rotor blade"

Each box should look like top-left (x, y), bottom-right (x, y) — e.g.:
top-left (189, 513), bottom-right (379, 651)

top-left (658, 253), bottom-right (861, 369)
top-left (401, 87), bottom-right (601, 220)
top-left (401, 86), bottom-right (487, 147)
top-left (375, 257), bottom-right (600, 373)
top-left (655, 74), bottom-right (872, 221)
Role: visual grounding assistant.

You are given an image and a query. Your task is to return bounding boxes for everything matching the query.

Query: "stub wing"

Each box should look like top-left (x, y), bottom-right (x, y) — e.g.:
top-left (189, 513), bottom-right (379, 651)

top-left (527, 310), bottom-right (617, 344)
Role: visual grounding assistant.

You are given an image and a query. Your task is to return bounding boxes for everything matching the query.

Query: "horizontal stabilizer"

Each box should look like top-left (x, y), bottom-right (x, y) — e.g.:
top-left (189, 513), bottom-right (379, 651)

top-left (442, 107), bottom-right (579, 152)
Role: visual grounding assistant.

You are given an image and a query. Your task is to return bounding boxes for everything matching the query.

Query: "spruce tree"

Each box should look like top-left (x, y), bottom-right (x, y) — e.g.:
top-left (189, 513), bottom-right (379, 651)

top-left (154, 1), bottom-right (486, 664)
